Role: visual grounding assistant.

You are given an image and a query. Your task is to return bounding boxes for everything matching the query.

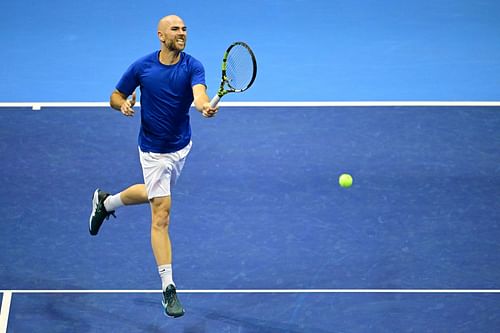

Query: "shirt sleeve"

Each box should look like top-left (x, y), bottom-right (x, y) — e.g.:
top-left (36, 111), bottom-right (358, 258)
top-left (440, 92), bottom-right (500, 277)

top-left (116, 62), bottom-right (140, 96)
top-left (190, 58), bottom-right (206, 87)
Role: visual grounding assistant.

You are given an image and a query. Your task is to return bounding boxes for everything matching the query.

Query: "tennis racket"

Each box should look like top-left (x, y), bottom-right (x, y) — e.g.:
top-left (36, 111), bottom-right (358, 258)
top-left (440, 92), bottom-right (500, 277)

top-left (210, 41), bottom-right (257, 107)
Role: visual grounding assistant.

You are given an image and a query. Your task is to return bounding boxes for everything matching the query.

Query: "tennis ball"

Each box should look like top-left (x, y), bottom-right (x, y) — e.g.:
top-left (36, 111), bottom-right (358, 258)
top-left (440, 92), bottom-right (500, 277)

top-left (339, 173), bottom-right (353, 188)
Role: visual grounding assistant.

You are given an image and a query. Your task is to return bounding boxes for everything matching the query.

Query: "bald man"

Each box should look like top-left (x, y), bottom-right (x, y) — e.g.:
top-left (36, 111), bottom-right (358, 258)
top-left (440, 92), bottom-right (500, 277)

top-left (88, 15), bottom-right (218, 318)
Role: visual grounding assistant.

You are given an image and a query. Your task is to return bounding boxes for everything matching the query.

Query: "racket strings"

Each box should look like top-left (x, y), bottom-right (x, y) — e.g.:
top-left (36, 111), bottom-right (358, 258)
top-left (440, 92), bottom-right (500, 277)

top-left (225, 45), bottom-right (255, 91)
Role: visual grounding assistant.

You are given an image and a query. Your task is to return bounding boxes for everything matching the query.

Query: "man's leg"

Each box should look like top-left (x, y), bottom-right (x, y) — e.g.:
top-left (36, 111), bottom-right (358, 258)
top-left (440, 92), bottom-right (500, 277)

top-left (150, 195), bottom-right (185, 318)
top-left (150, 195), bottom-right (173, 266)
top-left (108, 184), bottom-right (149, 208)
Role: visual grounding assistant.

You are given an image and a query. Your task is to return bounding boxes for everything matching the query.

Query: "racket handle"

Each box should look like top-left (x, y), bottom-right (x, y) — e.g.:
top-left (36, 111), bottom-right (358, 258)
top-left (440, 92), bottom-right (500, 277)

top-left (209, 95), bottom-right (221, 108)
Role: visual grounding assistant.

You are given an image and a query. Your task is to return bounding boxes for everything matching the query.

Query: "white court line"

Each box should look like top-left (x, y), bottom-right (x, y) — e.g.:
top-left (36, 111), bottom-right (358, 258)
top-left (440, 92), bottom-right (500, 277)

top-left (0, 101), bottom-right (500, 109)
top-left (0, 291), bottom-right (12, 333)
top-left (1, 289), bottom-right (499, 294)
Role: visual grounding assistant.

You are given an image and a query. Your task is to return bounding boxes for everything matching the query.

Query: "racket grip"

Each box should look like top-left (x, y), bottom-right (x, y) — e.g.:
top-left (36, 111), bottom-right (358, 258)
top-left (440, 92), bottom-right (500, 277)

top-left (209, 95), bottom-right (221, 108)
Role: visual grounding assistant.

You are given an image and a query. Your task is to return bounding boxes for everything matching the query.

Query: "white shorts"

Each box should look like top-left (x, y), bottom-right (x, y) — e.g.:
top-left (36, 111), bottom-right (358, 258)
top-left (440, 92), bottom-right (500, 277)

top-left (139, 141), bottom-right (192, 199)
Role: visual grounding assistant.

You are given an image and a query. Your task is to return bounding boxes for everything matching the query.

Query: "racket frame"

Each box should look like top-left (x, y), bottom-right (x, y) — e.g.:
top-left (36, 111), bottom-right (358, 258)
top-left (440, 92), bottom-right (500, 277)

top-left (210, 41), bottom-right (257, 107)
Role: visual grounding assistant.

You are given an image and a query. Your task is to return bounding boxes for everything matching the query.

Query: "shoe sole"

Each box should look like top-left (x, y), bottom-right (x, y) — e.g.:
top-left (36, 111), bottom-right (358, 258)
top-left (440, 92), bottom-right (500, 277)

top-left (89, 189), bottom-right (99, 235)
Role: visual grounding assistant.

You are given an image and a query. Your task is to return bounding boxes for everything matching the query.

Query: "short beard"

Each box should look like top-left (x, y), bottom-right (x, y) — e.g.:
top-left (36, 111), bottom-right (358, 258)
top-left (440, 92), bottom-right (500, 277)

top-left (165, 39), bottom-right (185, 52)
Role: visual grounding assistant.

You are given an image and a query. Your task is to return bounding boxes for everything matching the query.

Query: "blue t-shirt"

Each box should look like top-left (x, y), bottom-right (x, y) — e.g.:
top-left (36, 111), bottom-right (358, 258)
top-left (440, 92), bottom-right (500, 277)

top-left (116, 51), bottom-right (206, 153)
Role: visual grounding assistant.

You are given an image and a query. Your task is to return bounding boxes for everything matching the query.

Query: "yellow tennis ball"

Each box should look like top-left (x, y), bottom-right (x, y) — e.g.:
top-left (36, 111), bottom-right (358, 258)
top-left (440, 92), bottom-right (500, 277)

top-left (339, 173), bottom-right (353, 188)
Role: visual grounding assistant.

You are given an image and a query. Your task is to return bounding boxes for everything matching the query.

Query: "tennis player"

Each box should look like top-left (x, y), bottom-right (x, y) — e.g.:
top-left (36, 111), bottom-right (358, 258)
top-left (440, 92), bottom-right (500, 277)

top-left (88, 14), bottom-right (218, 318)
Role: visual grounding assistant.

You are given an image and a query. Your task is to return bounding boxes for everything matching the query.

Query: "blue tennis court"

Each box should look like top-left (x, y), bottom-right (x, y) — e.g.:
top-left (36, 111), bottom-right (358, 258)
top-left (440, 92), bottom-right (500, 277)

top-left (1, 105), bottom-right (499, 332)
top-left (2, 0), bottom-right (500, 331)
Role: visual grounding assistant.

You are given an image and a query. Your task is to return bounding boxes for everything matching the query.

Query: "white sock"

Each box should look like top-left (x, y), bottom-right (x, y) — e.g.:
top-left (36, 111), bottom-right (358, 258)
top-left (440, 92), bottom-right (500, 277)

top-left (104, 193), bottom-right (124, 212)
top-left (158, 264), bottom-right (174, 291)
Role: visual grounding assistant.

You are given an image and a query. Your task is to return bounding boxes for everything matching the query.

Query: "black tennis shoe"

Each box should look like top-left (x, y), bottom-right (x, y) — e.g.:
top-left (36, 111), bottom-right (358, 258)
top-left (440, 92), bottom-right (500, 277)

top-left (162, 284), bottom-right (185, 318)
top-left (89, 189), bottom-right (115, 236)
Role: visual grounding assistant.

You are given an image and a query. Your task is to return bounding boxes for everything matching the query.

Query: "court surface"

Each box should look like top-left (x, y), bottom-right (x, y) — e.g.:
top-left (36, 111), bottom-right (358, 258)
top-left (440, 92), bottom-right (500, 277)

top-left (1, 105), bottom-right (499, 332)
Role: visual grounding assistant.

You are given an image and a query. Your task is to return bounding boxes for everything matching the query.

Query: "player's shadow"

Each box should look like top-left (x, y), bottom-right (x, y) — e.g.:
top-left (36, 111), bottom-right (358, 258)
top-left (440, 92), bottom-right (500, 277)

top-left (133, 295), bottom-right (338, 333)
top-left (186, 305), bottom-right (334, 333)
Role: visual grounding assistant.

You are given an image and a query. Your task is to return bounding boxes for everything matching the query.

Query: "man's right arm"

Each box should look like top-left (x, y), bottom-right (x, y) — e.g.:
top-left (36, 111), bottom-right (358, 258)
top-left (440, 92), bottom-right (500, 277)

top-left (110, 90), bottom-right (136, 116)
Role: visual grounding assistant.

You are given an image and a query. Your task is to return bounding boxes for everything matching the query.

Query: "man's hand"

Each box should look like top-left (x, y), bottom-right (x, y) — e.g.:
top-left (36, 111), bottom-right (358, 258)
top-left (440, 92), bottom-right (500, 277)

top-left (201, 102), bottom-right (218, 118)
top-left (120, 92), bottom-right (137, 116)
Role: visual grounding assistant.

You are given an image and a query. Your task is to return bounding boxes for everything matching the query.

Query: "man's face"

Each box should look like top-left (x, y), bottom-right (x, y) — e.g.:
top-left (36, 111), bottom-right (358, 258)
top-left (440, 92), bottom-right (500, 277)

top-left (159, 18), bottom-right (187, 51)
